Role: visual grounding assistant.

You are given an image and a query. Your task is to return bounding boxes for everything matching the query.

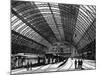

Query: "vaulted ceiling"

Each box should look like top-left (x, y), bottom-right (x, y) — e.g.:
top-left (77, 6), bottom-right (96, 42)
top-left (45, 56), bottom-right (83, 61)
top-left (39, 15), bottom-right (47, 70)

top-left (11, 1), bottom-right (96, 54)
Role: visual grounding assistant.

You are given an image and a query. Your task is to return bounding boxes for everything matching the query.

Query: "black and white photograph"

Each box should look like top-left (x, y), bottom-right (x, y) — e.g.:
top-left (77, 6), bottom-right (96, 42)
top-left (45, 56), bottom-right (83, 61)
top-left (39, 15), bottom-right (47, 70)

top-left (11, 0), bottom-right (96, 74)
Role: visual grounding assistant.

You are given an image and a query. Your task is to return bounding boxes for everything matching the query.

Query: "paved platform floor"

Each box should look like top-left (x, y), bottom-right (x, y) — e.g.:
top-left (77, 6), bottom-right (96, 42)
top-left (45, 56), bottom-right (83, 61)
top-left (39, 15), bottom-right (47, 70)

top-left (11, 58), bottom-right (96, 75)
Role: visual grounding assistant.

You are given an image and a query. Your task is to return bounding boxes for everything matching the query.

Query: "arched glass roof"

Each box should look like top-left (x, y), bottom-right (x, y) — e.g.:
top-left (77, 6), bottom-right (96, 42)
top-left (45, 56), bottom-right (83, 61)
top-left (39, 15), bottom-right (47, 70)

top-left (11, 1), bottom-right (96, 54)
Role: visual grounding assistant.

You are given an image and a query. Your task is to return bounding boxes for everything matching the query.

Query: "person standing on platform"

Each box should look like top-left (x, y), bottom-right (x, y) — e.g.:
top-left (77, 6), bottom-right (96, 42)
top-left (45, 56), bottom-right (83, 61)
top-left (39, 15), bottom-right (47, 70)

top-left (80, 59), bottom-right (83, 69)
top-left (75, 59), bottom-right (77, 69)
top-left (78, 59), bottom-right (80, 69)
top-left (30, 61), bottom-right (32, 70)
top-left (26, 60), bottom-right (29, 71)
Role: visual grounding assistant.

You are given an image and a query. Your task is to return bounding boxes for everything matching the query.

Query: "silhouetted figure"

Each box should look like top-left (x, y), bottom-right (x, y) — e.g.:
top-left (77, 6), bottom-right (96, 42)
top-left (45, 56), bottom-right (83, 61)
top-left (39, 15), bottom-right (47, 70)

top-left (52, 58), bottom-right (53, 64)
top-left (30, 61), bottom-right (32, 70)
top-left (80, 59), bottom-right (83, 69)
top-left (75, 59), bottom-right (77, 69)
top-left (78, 59), bottom-right (80, 69)
top-left (38, 56), bottom-right (40, 64)
top-left (26, 61), bottom-right (30, 71)
top-left (48, 58), bottom-right (50, 64)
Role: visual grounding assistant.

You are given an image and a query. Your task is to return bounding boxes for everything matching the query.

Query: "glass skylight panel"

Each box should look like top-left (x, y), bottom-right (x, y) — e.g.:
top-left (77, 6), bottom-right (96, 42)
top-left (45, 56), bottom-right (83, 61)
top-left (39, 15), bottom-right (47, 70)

top-left (14, 3), bottom-right (26, 11)
top-left (32, 32), bottom-right (40, 40)
top-left (50, 3), bottom-right (65, 40)
top-left (16, 23), bottom-right (27, 32)
top-left (25, 29), bottom-right (33, 37)
top-left (76, 20), bottom-right (86, 32)
top-left (88, 6), bottom-right (95, 14)
top-left (26, 31), bottom-right (34, 39)
top-left (40, 11), bottom-right (51, 14)
top-left (24, 13), bottom-right (37, 19)
top-left (74, 27), bottom-right (86, 43)
top-left (23, 28), bottom-right (31, 36)
top-left (37, 7), bottom-right (49, 10)
top-left (50, 7), bottom-right (59, 11)
top-left (17, 24), bottom-right (27, 33)
top-left (82, 7), bottom-right (94, 21)
top-left (84, 6), bottom-right (93, 12)
top-left (92, 6), bottom-right (96, 14)
top-left (76, 25), bottom-right (84, 35)
top-left (84, 33), bottom-right (91, 42)
top-left (11, 17), bottom-right (20, 26)
top-left (28, 30), bottom-right (50, 47)
top-left (79, 8), bottom-right (89, 18)
top-left (84, 5), bottom-right (95, 16)
top-left (74, 5), bottom-right (94, 44)
top-left (12, 21), bottom-right (23, 30)
top-left (11, 15), bottom-right (17, 22)
top-left (34, 2), bottom-right (48, 7)
top-left (19, 8), bottom-right (36, 16)
top-left (11, 17), bottom-right (22, 26)
top-left (77, 19), bottom-right (89, 32)
top-left (12, 7), bottom-right (17, 11)
top-left (78, 32), bottom-right (92, 49)
top-left (50, 9), bottom-right (60, 13)
top-left (21, 28), bottom-right (51, 47)
top-left (87, 26), bottom-right (95, 40)
top-left (78, 13), bottom-right (90, 26)
top-left (79, 12), bottom-right (90, 22)
top-left (49, 3), bottom-right (58, 8)
top-left (77, 20), bottom-right (88, 32)
top-left (16, 6), bottom-right (32, 13)
top-left (20, 26), bottom-right (30, 35)
top-left (12, 33), bottom-right (40, 49)
top-left (35, 2), bottom-right (62, 41)
top-left (80, 6), bottom-right (94, 22)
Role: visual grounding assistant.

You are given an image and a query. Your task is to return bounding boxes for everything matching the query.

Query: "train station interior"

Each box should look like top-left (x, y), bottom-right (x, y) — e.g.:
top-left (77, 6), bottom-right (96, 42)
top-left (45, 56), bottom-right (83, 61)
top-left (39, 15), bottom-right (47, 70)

top-left (11, 0), bottom-right (96, 74)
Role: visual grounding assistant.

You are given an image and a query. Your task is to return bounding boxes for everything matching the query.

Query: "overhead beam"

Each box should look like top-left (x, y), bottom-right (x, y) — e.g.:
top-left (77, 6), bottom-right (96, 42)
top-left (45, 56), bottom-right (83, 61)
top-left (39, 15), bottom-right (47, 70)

top-left (48, 3), bottom-right (61, 41)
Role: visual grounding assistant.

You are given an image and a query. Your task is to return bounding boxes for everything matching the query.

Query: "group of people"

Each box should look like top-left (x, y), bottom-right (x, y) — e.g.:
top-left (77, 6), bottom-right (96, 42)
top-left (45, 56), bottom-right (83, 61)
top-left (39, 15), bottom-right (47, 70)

top-left (74, 59), bottom-right (83, 69)
top-left (26, 61), bottom-right (33, 71)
